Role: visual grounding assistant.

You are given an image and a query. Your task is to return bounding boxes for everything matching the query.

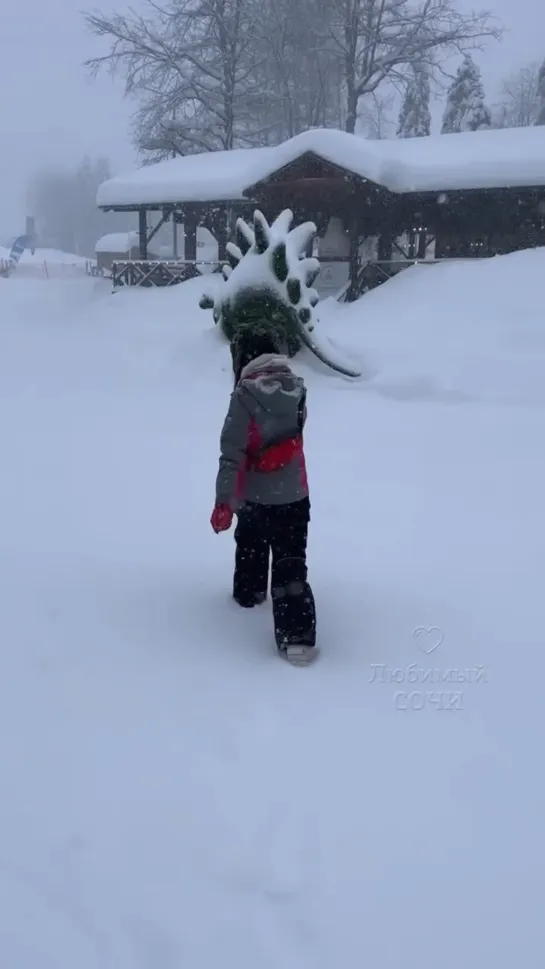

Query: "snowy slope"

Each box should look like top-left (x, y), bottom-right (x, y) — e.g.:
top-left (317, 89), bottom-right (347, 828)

top-left (0, 262), bottom-right (544, 967)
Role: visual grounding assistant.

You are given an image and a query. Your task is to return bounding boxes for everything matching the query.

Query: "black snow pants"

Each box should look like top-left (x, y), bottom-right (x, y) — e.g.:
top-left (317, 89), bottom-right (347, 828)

top-left (233, 496), bottom-right (316, 649)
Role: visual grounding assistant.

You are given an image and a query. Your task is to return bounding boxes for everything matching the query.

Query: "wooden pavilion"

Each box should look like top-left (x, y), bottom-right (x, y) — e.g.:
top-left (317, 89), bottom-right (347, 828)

top-left (96, 126), bottom-right (545, 299)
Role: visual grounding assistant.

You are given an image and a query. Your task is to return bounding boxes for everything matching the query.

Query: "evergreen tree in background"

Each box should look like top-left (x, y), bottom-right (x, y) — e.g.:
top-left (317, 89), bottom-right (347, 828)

top-left (441, 55), bottom-right (491, 133)
top-left (535, 58), bottom-right (545, 125)
top-left (26, 157), bottom-right (130, 257)
top-left (397, 64), bottom-right (431, 137)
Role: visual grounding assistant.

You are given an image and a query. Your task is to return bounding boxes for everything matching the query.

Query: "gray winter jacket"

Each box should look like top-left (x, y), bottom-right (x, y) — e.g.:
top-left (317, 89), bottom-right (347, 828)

top-left (215, 353), bottom-right (309, 507)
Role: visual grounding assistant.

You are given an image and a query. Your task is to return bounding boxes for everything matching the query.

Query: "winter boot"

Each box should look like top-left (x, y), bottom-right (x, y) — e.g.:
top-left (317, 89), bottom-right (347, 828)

top-left (233, 589), bottom-right (267, 607)
top-left (272, 558), bottom-right (317, 662)
top-left (284, 643), bottom-right (319, 666)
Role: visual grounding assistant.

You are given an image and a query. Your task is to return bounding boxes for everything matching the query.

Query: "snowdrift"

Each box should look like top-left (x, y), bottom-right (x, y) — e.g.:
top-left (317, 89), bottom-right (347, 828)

top-left (316, 248), bottom-right (545, 406)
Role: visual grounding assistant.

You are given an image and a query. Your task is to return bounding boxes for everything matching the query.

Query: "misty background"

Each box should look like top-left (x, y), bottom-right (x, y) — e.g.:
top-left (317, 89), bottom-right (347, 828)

top-left (1, 0), bottom-right (543, 253)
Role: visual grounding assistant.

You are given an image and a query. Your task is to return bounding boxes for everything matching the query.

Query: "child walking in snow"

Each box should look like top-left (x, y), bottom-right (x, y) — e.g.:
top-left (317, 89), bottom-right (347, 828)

top-left (210, 327), bottom-right (318, 665)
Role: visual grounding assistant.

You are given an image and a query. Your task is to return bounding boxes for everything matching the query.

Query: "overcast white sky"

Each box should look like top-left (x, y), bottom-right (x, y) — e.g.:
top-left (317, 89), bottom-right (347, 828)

top-left (0, 0), bottom-right (543, 234)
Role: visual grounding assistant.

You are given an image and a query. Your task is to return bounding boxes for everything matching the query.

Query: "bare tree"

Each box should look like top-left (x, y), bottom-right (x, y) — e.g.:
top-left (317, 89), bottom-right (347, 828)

top-left (492, 63), bottom-right (541, 128)
top-left (84, 0), bottom-right (347, 155)
top-left (534, 58), bottom-right (545, 126)
top-left (83, 0), bottom-right (501, 157)
top-left (84, 0), bottom-right (262, 155)
top-left (250, 0), bottom-right (344, 141)
top-left (322, 0), bottom-right (501, 134)
top-left (357, 90), bottom-right (396, 137)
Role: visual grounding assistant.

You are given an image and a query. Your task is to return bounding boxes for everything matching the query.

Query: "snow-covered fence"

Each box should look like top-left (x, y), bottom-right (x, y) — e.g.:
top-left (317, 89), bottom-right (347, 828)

top-left (111, 259), bottom-right (220, 288)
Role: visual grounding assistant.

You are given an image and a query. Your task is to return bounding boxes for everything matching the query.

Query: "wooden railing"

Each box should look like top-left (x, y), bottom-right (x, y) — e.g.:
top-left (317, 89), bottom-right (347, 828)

top-left (111, 259), bottom-right (221, 288)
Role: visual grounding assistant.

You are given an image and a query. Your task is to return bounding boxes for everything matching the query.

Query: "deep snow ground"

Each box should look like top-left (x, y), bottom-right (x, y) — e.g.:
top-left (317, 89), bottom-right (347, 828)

top-left (0, 263), bottom-right (544, 967)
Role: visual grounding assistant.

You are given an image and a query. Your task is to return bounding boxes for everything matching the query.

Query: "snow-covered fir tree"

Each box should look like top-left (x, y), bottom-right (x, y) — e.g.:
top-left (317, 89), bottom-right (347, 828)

top-left (535, 58), bottom-right (545, 125)
top-left (441, 55), bottom-right (491, 133)
top-left (397, 64), bottom-right (431, 138)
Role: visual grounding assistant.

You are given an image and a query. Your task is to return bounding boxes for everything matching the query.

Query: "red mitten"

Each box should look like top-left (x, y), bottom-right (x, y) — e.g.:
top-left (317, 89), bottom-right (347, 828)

top-left (210, 502), bottom-right (233, 533)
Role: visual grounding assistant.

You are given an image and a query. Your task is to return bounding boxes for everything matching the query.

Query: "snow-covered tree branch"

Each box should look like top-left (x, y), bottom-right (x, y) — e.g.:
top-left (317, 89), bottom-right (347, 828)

top-left (84, 0), bottom-right (501, 155)
top-left (535, 59), bottom-right (545, 126)
top-left (441, 54), bottom-right (491, 132)
top-left (397, 63), bottom-right (431, 136)
top-left (84, 0), bottom-right (263, 155)
top-left (491, 63), bottom-right (541, 129)
top-left (322, 0), bottom-right (501, 133)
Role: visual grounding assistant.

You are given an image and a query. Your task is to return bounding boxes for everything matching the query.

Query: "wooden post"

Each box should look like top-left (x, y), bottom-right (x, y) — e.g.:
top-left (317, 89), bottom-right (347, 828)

top-left (203, 203), bottom-right (228, 262)
top-left (434, 231), bottom-right (445, 259)
top-left (347, 217), bottom-right (360, 302)
top-left (377, 231), bottom-right (393, 263)
top-left (138, 208), bottom-right (148, 260)
top-left (227, 204), bottom-right (239, 243)
top-left (184, 207), bottom-right (198, 261)
top-left (172, 215), bottom-right (178, 259)
top-left (417, 231), bottom-right (428, 260)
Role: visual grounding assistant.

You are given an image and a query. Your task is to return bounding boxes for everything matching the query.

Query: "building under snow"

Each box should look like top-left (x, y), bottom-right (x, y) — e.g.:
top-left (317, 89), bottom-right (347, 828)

top-left (95, 232), bottom-right (143, 272)
top-left (96, 125), bottom-right (545, 298)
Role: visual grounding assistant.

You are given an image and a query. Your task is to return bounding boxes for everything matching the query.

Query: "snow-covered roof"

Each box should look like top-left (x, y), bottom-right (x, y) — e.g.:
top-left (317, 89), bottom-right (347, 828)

top-left (359, 126), bottom-right (545, 194)
top-left (95, 231), bottom-right (139, 252)
top-left (97, 147), bottom-right (274, 208)
top-left (246, 126), bottom-right (545, 194)
top-left (97, 126), bottom-right (545, 209)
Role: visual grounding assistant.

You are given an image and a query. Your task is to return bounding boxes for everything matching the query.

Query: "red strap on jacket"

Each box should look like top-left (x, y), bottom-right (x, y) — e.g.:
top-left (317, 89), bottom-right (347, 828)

top-left (246, 435), bottom-right (303, 473)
